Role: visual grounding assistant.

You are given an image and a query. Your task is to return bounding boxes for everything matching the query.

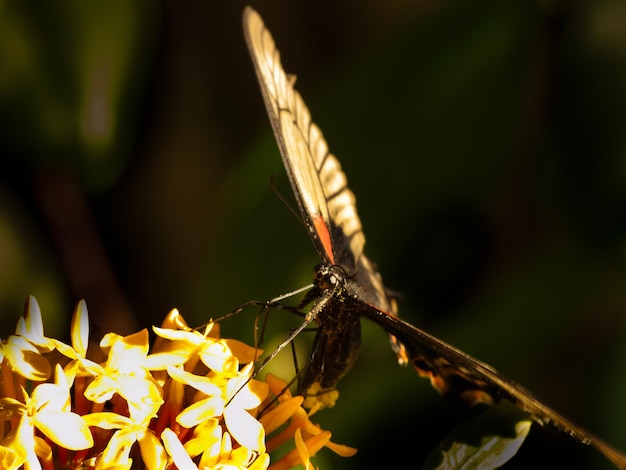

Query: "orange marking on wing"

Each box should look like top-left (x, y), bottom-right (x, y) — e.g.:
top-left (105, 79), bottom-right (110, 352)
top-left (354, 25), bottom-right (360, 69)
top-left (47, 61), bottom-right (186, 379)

top-left (313, 215), bottom-right (335, 264)
top-left (459, 390), bottom-right (495, 406)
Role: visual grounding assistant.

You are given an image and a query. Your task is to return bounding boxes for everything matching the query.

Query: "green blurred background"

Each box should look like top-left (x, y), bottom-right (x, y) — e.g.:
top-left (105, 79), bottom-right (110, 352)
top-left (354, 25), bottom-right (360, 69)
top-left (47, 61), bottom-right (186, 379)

top-left (1, 0), bottom-right (625, 468)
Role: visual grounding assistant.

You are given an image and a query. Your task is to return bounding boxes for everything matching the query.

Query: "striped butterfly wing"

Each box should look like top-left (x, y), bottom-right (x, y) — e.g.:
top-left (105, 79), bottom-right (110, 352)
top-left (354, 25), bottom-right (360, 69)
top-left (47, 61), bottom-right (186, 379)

top-left (243, 7), bottom-right (364, 273)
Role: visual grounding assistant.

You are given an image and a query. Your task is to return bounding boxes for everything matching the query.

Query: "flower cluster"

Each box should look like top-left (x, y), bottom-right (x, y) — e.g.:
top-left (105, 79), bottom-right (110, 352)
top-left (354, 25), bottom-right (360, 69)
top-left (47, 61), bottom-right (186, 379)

top-left (0, 296), bottom-right (356, 469)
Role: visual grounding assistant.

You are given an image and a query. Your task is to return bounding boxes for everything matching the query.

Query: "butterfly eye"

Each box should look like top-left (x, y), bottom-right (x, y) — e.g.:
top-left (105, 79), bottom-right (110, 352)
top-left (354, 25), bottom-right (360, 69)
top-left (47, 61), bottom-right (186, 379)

top-left (328, 265), bottom-right (347, 287)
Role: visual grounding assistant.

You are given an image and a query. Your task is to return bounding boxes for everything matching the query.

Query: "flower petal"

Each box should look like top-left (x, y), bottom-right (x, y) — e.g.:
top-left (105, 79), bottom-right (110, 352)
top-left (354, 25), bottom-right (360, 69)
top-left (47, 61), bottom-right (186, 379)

top-left (30, 382), bottom-right (68, 413)
top-left (259, 396), bottom-right (303, 434)
top-left (18, 296), bottom-right (54, 352)
top-left (264, 374), bottom-right (292, 402)
top-left (229, 379), bottom-right (268, 411)
top-left (33, 411), bottom-right (94, 450)
top-left (223, 339), bottom-right (263, 363)
top-left (0, 443), bottom-right (24, 470)
top-left (152, 326), bottom-right (204, 344)
top-left (162, 428), bottom-right (198, 470)
top-left (294, 428), bottom-right (311, 470)
top-left (223, 406), bottom-right (265, 453)
top-left (98, 428), bottom-right (136, 469)
top-left (167, 366), bottom-right (222, 396)
top-left (248, 453), bottom-right (270, 470)
top-left (102, 330), bottom-right (149, 373)
top-left (197, 423), bottom-right (224, 468)
top-left (83, 412), bottom-right (131, 430)
top-left (4, 335), bottom-right (50, 381)
top-left (176, 396), bottom-right (225, 428)
top-left (33, 436), bottom-right (53, 468)
top-left (83, 375), bottom-right (117, 403)
top-left (70, 300), bottom-right (90, 357)
top-left (144, 341), bottom-right (194, 370)
top-left (199, 341), bottom-right (239, 375)
top-left (184, 419), bottom-right (220, 459)
top-left (138, 430), bottom-right (168, 470)
top-left (325, 440), bottom-right (358, 457)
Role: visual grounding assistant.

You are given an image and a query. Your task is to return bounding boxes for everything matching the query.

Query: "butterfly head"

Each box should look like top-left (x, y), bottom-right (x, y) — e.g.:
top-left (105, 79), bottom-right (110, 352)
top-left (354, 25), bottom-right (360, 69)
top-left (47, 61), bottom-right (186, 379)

top-left (313, 263), bottom-right (347, 291)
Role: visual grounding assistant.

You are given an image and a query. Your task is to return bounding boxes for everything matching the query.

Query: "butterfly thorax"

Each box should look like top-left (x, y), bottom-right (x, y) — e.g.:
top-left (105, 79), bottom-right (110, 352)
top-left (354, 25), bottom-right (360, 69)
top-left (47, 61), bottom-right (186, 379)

top-left (299, 263), bottom-right (363, 408)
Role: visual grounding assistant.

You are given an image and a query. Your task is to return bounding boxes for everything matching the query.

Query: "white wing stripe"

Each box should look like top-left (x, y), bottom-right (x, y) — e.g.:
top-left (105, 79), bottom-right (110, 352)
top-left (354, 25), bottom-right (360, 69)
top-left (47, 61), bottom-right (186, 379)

top-left (244, 7), bottom-right (366, 266)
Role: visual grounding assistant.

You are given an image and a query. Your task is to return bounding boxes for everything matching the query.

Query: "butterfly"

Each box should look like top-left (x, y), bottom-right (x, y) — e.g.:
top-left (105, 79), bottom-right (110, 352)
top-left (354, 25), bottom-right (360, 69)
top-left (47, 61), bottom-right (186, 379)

top-left (242, 6), bottom-right (626, 468)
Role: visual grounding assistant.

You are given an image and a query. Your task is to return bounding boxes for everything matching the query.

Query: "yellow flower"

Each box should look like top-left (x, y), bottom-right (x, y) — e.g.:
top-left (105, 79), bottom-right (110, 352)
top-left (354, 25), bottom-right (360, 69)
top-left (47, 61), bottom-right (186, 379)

top-left (0, 296), bottom-right (53, 382)
top-left (168, 365), bottom-right (227, 427)
top-left (53, 299), bottom-right (102, 377)
top-left (15, 296), bottom-right (56, 353)
top-left (167, 362), bottom-right (268, 453)
top-left (0, 364), bottom-right (93, 468)
top-left (179, 417), bottom-right (221, 460)
top-left (223, 364), bottom-right (269, 453)
top-left (0, 335), bottom-right (50, 382)
top-left (84, 329), bottom-right (164, 424)
top-left (148, 314), bottom-right (262, 376)
top-left (83, 412), bottom-right (166, 469)
top-left (0, 297), bottom-right (356, 469)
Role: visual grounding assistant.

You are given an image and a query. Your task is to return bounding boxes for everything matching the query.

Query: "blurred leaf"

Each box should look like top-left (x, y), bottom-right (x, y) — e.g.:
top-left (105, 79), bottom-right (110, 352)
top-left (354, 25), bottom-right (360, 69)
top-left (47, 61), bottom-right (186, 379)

top-left (422, 402), bottom-right (532, 470)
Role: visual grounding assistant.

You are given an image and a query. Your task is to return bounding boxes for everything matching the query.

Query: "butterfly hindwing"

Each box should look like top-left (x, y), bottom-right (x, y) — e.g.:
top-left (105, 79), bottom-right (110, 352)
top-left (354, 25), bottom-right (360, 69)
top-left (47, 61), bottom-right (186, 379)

top-left (362, 303), bottom-right (626, 468)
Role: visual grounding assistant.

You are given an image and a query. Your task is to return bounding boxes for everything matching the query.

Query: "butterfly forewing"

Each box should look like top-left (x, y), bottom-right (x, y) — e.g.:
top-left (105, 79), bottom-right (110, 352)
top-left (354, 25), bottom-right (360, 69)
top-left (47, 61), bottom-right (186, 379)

top-left (243, 7), bottom-right (364, 271)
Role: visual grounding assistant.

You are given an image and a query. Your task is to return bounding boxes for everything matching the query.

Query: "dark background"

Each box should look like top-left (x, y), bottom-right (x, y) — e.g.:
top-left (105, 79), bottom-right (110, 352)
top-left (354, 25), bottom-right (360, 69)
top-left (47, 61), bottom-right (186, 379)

top-left (1, 1), bottom-right (625, 468)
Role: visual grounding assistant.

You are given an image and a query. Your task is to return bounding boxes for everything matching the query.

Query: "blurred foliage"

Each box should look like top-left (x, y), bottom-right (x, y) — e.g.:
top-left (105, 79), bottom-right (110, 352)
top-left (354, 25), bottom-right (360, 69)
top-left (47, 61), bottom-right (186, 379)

top-left (1, 0), bottom-right (626, 468)
top-left (421, 401), bottom-right (532, 470)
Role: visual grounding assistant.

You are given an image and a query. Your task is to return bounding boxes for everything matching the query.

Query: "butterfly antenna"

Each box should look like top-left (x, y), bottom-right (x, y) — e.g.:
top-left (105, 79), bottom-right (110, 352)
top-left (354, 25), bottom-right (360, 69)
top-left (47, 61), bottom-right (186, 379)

top-left (270, 283), bottom-right (314, 303)
top-left (269, 174), bottom-right (309, 232)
